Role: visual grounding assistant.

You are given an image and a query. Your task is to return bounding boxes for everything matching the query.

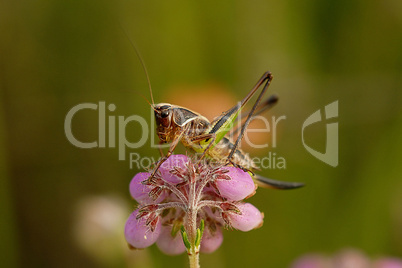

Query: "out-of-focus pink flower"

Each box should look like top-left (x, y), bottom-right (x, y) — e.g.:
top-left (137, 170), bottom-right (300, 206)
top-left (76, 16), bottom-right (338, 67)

top-left (292, 249), bottom-right (402, 268)
top-left (373, 258), bottom-right (402, 268)
top-left (291, 254), bottom-right (330, 268)
top-left (333, 249), bottom-right (371, 268)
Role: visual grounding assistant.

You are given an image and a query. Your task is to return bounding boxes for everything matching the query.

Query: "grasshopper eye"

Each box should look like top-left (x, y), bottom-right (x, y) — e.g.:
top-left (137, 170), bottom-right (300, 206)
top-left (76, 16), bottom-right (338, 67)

top-left (161, 110), bottom-right (170, 118)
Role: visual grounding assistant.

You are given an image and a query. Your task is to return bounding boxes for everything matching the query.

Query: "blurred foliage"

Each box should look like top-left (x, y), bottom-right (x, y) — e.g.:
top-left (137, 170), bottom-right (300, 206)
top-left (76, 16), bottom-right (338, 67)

top-left (0, 0), bottom-right (401, 267)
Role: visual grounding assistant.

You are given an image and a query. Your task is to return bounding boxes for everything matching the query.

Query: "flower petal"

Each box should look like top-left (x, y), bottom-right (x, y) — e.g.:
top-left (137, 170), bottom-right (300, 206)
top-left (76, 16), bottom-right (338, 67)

top-left (215, 167), bottom-right (255, 201)
top-left (129, 173), bottom-right (165, 204)
top-left (159, 154), bottom-right (190, 184)
top-left (156, 226), bottom-right (186, 255)
top-left (200, 227), bottom-right (223, 253)
top-left (124, 209), bottom-right (161, 249)
top-left (228, 203), bottom-right (264, 232)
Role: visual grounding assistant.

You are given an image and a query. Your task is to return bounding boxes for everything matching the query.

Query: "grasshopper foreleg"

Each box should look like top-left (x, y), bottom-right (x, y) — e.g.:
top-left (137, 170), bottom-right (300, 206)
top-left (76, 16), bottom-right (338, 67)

top-left (158, 140), bottom-right (165, 157)
top-left (147, 130), bottom-right (186, 182)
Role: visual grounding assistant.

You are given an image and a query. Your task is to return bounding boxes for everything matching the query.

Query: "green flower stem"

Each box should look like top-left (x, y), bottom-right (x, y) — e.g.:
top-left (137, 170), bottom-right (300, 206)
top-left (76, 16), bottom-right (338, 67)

top-left (188, 250), bottom-right (200, 268)
top-left (185, 176), bottom-right (201, 268)
top-left (186, 208), bottom-right (200, 268)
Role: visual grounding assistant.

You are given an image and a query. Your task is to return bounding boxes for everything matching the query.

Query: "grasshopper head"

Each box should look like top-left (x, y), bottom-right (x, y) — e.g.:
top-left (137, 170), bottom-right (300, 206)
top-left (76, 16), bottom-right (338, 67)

top-left (154, 103), bottom-right (175, 142)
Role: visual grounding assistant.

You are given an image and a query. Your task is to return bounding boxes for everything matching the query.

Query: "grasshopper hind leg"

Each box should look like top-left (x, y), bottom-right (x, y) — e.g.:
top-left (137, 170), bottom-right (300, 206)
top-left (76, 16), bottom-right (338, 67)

top-left (255, 175), bottom-right (304, 190)
top-left (227, 72), bottom-right (273, 162)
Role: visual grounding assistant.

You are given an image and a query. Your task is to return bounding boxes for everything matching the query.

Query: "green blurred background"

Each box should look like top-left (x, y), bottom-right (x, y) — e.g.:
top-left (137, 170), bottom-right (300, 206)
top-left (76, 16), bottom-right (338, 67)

top-left (1, 0), bottom-right (401, 267)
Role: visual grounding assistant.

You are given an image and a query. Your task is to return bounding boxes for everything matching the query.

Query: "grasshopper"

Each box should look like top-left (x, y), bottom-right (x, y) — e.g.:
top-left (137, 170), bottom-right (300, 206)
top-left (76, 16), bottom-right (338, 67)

top-left (123, 32), bottom-right (302, 189)
top-left (148, 72), bottom-right (303, 190)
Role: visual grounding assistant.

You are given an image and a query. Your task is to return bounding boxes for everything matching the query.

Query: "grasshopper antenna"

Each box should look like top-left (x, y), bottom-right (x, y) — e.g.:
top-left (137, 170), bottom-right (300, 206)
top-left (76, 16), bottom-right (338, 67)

top-left (134, 90), bottom-right (157, 112)
top-left (119, 24), bottom-right (155, 106)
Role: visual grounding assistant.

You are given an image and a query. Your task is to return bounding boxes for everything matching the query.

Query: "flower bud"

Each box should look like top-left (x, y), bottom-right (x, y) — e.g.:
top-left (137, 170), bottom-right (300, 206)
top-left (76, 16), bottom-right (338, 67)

top-left (156, 226), bottom-right (186, 255)
top-left (215, 167), bottom-right (255, 201)
top-left (124, 209), bottom-right (161, 249)
top-left (228, 203), bottom-right (263, 232)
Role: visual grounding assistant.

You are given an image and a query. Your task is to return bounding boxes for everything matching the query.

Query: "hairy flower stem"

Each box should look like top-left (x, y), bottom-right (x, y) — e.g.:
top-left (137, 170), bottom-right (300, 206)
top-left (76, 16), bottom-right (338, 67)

top-left (189, 250), bottom-right (200, 268)
top-left (186, 208), bottom-right (200, 268)
top-left (185, 170), bottom-right (200, 268)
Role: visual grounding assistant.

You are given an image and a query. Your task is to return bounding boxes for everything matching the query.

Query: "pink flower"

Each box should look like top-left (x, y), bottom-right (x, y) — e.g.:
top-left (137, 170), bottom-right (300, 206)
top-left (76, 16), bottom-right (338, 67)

top-left (291, 249), bottom-right (402, 268)
top-left (373, 258), bottom-right (402, 268)
top-left (124, 155), bottom-right (264, 255)
top-left (291, 255), bottom-right (330, 268)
